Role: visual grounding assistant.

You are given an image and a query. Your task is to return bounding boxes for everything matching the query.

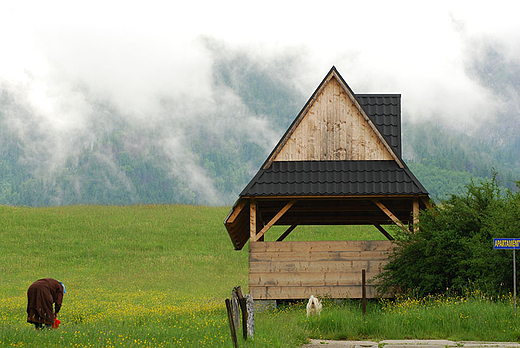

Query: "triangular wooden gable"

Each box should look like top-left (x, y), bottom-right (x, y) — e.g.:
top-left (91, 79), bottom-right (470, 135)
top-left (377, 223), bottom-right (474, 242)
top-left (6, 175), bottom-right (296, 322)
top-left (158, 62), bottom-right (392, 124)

top-left (263, 67), bottom-right (404, 169)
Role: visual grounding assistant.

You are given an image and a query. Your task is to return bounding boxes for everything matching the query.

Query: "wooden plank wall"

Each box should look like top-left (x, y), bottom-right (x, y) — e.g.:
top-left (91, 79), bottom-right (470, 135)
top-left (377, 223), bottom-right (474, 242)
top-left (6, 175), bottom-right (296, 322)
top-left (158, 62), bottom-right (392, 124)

top-left (249, 240), bottom-right (394, 300)
top-left (273, 78), bottom-right (393, 162)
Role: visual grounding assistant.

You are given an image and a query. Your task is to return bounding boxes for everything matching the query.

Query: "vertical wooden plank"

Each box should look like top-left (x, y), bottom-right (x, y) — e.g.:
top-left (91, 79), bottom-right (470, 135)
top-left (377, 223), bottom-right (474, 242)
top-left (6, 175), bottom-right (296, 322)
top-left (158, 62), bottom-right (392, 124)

top-left (346, 93), bottom-right (352, 160)
top-left (301, 104), bottom-right (308, 158)
top-left (323, 83), bottom-right (330, 159)
top-left (326, 79), bottom-right (333, 160)
top-left (284, 138), bottom-right (291, 161)
top-left (343, 91), bottom-right (350, 159)
top-left (330, 80), bottom-right (335, 159)
top-left (351, 99), bottom-right (359, 160)
top-left (307, 106), bottom-right (314, 160)
top-left (329, 79), bottom-right (334, 160)
top-left (332, 78), bottom-right (339, 160)
top-left (319, 85), bottom-right (326, 160)
top-left (360, 106), bottom-right (367, 159)
top-left (303, 116), bottom-right (307, 160)
top-left (307, 98), bottom-right (314, 160)
top-left (250, 199), bottom-right (256, 241)
top-left (337, 81), bottom-right (345, 159)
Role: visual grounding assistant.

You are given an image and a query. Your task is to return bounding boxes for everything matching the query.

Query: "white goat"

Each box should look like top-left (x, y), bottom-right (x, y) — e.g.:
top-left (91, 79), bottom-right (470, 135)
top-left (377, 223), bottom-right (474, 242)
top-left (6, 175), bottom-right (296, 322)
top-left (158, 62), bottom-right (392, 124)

top-left (306, 295), bottom-right (322, 317)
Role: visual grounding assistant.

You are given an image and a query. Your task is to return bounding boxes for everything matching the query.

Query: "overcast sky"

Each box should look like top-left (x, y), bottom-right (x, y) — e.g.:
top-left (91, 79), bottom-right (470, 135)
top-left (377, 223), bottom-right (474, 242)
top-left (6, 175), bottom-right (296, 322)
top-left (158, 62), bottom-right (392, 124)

top-left (2, 0), bottom-right (520, 126)
top-left (1, 1), bottom-right (519, 204)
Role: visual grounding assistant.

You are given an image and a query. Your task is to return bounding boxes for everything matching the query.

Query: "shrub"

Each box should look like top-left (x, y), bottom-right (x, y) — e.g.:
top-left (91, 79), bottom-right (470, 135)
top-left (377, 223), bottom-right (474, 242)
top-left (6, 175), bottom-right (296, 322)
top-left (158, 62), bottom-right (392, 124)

top-left (377, 176), bottom-right (520, 297)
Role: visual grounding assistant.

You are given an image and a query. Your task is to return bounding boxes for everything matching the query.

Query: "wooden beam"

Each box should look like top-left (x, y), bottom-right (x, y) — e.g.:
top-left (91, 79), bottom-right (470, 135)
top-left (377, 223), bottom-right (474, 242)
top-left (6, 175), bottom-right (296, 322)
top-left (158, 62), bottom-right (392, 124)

top-left (242, 194), bottom-right (421, 200)
top-left (373, 224), bottom-right (394, 241)
top-left (253, 200), bottom-right (296, 242)
top-left (373, 200), bottom-right (410, 234)
top-left (260, 204), bottom-right (411, 213)
top-left (413, 197), bottom-right (420, 233)
top-left (277, 225), bottom-right (298, 242)
top-left (421, 196), bottom-right (433, 209)
top-left (250, 199), bottom-right (257, 241)
top-left (226, 201), bottom-right (246, 224)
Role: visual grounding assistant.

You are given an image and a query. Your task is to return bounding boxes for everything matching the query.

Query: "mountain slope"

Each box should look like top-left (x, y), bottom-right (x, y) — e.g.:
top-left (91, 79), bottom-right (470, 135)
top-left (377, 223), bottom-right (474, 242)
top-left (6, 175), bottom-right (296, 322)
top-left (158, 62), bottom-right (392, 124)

top-left (1, 49), bottom-right (518, 206)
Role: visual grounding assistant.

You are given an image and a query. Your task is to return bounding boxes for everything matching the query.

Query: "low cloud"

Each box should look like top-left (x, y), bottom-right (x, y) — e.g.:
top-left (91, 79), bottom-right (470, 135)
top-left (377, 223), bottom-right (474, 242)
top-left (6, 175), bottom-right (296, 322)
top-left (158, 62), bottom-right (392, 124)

top-left (1, 1), bottom-right (519, 205)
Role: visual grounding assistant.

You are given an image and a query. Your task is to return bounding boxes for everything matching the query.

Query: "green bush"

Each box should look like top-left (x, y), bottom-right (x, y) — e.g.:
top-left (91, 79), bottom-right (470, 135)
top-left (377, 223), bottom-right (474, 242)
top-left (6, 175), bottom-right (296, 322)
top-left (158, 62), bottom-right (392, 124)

top-left (377, 176), bottom-right (520, 297)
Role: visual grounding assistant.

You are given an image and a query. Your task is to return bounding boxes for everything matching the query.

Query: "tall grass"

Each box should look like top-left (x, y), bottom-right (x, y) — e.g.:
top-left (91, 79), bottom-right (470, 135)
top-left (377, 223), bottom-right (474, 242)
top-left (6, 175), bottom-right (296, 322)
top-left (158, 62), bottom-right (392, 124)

top-left (1, 205), bottom-right (518, 347)
top-left (304, 294), bottom-right (520, 342)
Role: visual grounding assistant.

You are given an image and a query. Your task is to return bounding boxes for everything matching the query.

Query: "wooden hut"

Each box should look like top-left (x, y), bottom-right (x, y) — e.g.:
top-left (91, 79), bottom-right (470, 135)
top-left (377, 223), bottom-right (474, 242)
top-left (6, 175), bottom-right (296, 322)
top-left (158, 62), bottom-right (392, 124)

top-left (224, 66), bottom-right (431, 300)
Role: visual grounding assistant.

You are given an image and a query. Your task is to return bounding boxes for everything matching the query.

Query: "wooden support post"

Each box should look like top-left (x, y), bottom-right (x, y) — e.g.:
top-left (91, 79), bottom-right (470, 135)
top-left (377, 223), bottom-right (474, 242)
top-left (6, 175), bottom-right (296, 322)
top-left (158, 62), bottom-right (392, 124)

top-left (373, 199), bottom-right (411, 234)
top-left (362, 269), bottom-right (367, 316)
top-left (225, 299), bottom-right (239, 348)
top-left (373, 223), bottom-right (394, 241)
top-left (250, 199), bottom-right (257, 241)
top-left (413, 197), bottom-right (420, 233)
top-left (514, 249), bottom-right (517, 316)
top-left (253, 200), bottom-right (296, 242)
top-left (277, 224), bottom-right (297, 242)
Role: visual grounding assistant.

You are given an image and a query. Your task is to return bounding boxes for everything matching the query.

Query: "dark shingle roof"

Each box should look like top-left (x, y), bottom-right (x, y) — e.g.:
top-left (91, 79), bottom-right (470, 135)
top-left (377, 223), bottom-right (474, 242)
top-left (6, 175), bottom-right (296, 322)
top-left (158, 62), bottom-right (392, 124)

top-left (356, 94), bottom-right (401, 157)
top-left (241, 160), bottom-right (427, 196)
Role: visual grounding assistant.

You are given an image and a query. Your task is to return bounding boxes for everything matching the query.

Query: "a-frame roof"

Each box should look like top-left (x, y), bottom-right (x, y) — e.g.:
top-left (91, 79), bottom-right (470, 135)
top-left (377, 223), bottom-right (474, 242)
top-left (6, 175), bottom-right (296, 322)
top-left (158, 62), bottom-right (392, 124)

top-left (240, 66), bottom-right (426, 198)
top-left (224, 66), bottom-right (430, 250)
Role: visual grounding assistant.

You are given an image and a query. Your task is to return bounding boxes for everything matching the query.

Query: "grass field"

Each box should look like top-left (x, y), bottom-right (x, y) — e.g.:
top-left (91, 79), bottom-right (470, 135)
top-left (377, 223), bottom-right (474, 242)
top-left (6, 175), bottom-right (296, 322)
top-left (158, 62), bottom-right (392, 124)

top-left (1, 205), bottom-right (519, 347)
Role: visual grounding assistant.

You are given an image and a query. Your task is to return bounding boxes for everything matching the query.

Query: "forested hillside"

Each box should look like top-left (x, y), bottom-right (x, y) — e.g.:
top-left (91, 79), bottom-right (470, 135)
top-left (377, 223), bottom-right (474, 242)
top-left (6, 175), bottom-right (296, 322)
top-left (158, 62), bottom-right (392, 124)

top-left (404, 121), bottom-right (520, 200)
top-left (1, 45), bottom-right (518, 206)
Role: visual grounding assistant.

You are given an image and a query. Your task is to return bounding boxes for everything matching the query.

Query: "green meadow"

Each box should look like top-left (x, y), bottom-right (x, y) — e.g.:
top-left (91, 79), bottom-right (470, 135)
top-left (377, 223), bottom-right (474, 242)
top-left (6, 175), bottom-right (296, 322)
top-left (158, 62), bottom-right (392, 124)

top-left (1, 205), bottom-right (519, 347)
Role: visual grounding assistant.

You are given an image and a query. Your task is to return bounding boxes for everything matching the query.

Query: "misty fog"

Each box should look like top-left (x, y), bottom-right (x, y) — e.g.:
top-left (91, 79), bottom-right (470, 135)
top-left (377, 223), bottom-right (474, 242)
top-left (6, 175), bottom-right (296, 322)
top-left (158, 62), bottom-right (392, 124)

top-left (1, 2), bottom-right (519, 205)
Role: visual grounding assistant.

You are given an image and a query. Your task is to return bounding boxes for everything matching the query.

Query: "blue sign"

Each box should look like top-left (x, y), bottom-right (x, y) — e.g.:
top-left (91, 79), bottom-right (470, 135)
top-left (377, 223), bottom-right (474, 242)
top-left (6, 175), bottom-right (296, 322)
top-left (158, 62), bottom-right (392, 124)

top-left (494, 238), bottom-right (520, 249)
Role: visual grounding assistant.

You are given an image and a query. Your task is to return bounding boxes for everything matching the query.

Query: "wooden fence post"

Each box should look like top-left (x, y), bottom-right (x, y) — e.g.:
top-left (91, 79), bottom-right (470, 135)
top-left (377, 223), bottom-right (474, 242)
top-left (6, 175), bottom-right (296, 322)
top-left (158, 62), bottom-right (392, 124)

top-left (245, 294), bottom-right (255, 339)
top-left (362, 269), bottom-right (366, 316)
top-left (239, 297), bottom-right (247, 340)
top-left (225, 299), bottom-right (239, 348)
top-left (229, 286), bottom-right (255, 341)
top-left (235, 287), bottom-right (248, 340)
top-left (231, 289), bottom-right (240, 330)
